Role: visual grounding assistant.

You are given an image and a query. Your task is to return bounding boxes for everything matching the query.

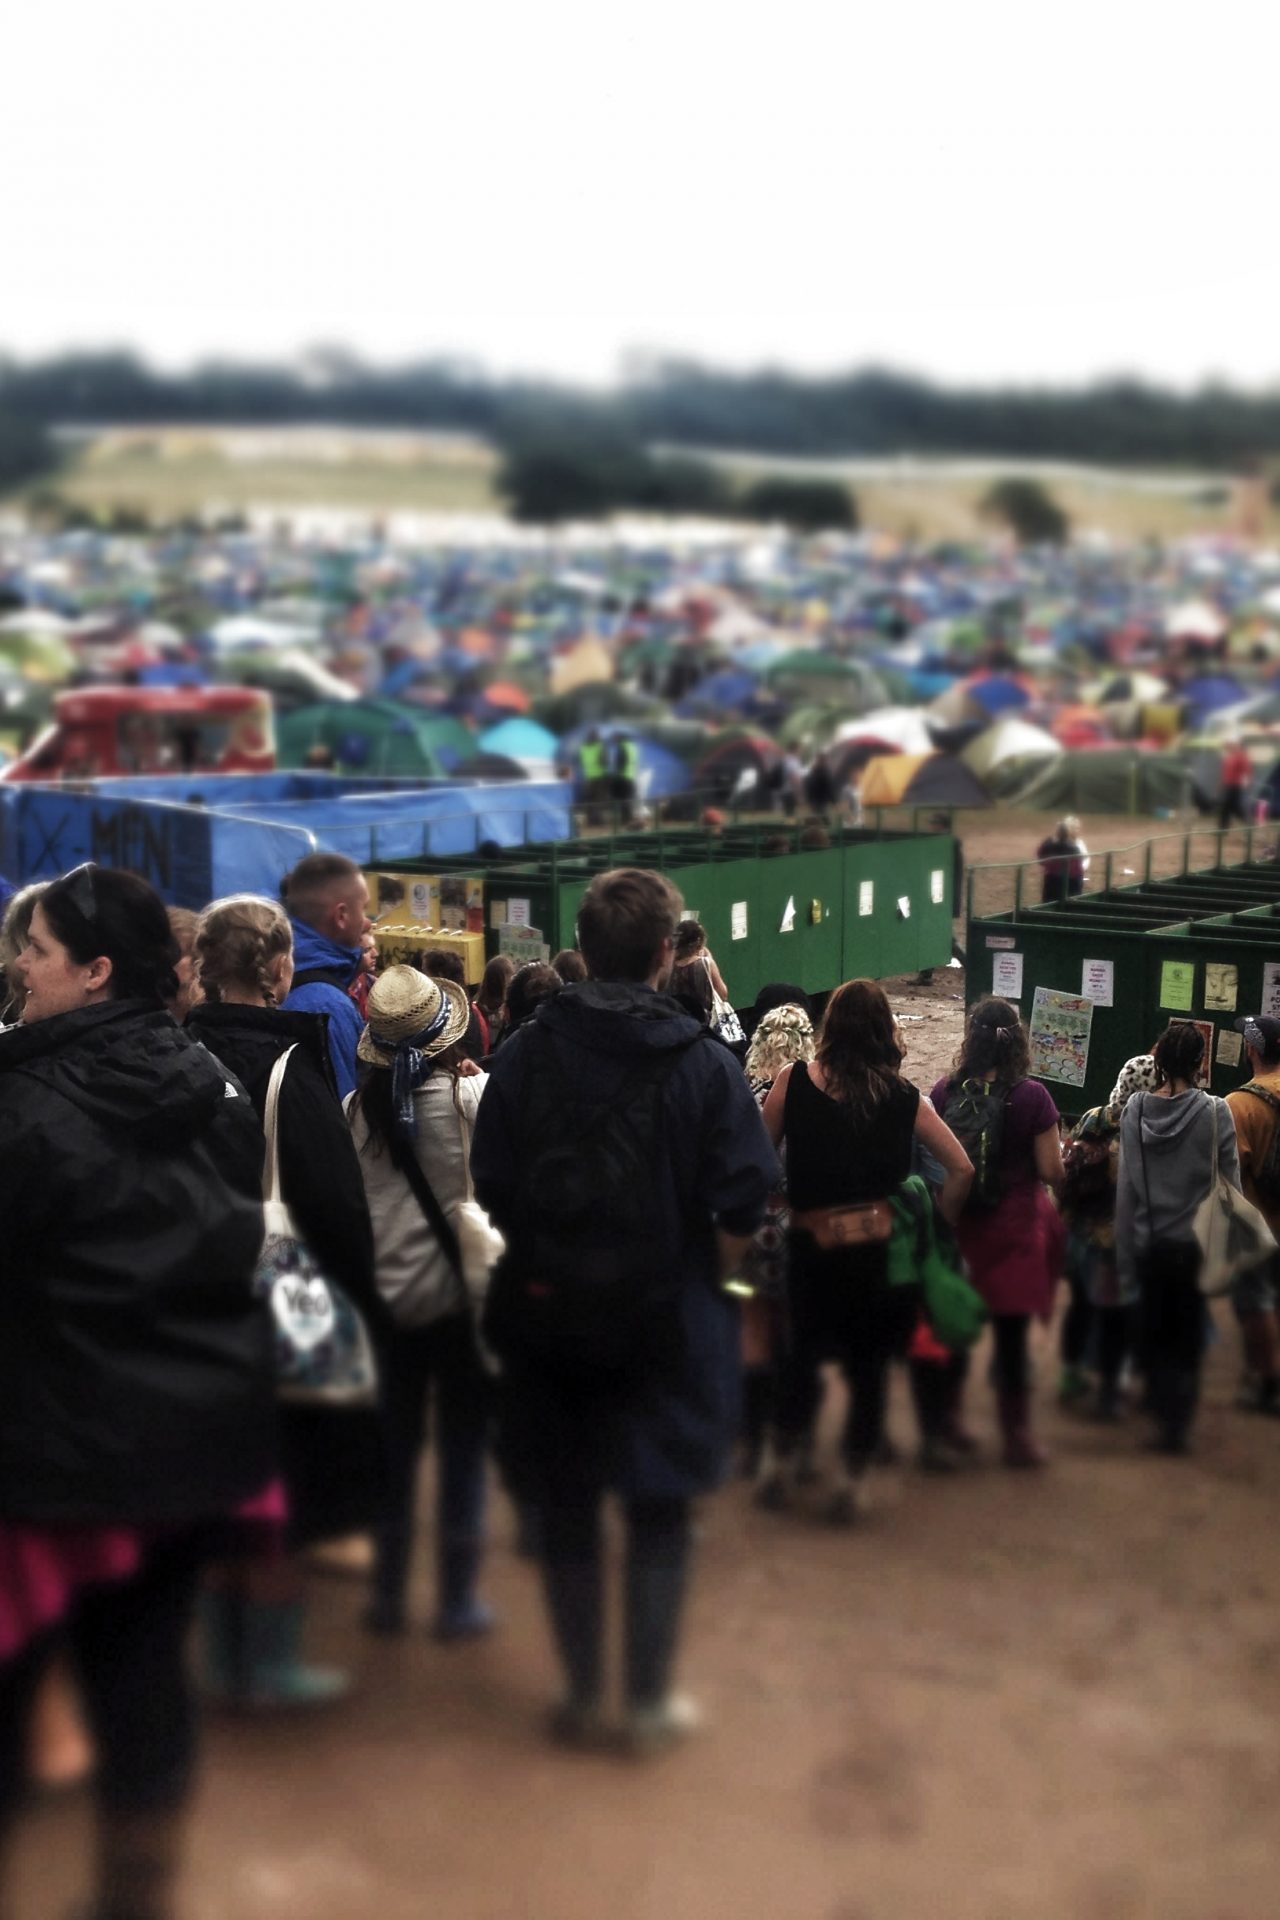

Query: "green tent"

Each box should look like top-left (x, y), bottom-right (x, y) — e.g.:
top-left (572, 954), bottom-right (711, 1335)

top-left (1006, 750), bottom-right (1192, 815)
top-left (277, 699), bottom-right (474, 778)
top-left (762, 651), bottom-right (888, 710)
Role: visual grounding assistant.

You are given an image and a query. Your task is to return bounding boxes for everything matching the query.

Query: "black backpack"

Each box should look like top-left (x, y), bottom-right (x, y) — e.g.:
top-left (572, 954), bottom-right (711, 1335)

top-left (482, 1023), bottom-right (704, 1379)
top-left (1241, 1083), bottom-right (1280, 1207)
top-left (945, 1077), bottom-right (1008, 1211)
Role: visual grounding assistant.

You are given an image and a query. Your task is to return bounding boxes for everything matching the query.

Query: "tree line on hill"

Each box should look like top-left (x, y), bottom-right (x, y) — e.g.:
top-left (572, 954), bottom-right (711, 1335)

top-left (1, 349), bottom-right (1277, 534)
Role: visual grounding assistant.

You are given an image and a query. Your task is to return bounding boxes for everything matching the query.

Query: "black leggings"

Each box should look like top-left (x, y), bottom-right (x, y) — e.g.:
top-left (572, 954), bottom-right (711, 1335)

top-left (992, 1313), bottom-right (1031, 1396)
top-left (775, 1260), bottom-right (919, 1471)
top-left (0, 1538), bottom-right (202, 1834)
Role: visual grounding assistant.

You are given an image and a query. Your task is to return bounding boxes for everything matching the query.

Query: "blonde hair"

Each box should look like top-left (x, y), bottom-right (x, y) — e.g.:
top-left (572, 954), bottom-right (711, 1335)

top-left (196, 893), bottom-right (293, 1008)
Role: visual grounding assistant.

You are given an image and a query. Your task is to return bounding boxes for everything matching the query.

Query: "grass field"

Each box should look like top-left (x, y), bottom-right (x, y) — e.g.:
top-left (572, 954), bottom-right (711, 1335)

top-left (11, 426), bottom-right (1270, 543)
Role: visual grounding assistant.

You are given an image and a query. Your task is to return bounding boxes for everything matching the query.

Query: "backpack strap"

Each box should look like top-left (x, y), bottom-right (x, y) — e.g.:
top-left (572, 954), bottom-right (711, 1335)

top-left (1241, 1082), bottom-right (1280, 1115)
top-left (290, 964), bottom-right (353, 992)
top-left (390, 1139), bottom-right (464, 1282)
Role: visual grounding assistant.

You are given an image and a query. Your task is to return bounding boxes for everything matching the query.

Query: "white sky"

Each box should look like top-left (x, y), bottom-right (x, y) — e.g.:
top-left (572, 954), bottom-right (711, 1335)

top-left (8, 1), bottom-right (1280, 391)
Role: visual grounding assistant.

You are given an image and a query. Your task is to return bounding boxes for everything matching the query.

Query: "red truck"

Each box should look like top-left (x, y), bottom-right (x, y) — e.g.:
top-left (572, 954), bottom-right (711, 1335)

top-left (1, 687), bottom-right (275, 781)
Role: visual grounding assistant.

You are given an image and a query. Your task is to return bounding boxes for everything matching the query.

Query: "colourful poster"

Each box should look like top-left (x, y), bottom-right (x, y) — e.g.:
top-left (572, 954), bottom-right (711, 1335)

top-left (1170, 1017), bottom-right (1215, 1088)
top-left (1028, 986), bottom-right (1094, 1089)
top-left (1159, 959), bottom-right (1195, 1012)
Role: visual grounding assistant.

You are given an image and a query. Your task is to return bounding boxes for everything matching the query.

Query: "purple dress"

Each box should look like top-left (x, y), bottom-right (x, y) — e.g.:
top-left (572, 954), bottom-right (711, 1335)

top-left (931, 1075), bottom-right (1061, 1319)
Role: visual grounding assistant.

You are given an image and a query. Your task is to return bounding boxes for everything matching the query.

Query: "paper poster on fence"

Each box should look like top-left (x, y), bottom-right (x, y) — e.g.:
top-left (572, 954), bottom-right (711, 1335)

top-left (1081, 958), bottom-right (1114, 1007)
top-left (1204, 963), bottom-right (1238, 1013)
top-left (992, 950), bottom-right (1024, 999)
top-left (1028, 986), bottom-right (1094, 1089)
top-left (1263, 962), bottom-right (1280, 1020)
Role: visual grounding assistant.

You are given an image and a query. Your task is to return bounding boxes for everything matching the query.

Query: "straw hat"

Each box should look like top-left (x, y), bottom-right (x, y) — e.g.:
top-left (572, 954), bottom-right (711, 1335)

top-left (357, 963), bottom-right (471, 1068)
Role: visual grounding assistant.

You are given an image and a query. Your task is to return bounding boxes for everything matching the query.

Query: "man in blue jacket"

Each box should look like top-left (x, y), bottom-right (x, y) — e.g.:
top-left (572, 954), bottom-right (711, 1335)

top-left (279, 853), bottom-right (371, 1099)
top-left (472, 866), bottom-right (776, 1756)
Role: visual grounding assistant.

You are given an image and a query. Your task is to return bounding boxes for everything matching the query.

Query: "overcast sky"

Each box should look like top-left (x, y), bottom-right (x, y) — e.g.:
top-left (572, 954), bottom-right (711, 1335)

top-left (8, 1), bottom-right (1280, 390)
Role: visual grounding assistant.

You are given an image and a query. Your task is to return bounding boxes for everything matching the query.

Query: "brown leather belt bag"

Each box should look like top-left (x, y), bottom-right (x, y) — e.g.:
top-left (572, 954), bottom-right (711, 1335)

top-left (792, 1200), bottom-right (893, 1249)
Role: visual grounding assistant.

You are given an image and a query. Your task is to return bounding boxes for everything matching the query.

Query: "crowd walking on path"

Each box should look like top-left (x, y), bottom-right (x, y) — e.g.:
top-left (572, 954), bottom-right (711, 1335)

top-left (2, 850), bottom-right (1279, 1919)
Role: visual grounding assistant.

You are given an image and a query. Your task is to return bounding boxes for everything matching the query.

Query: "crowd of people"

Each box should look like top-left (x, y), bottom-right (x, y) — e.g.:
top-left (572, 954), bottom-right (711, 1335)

top-left (1, 849), bottom-right (1278, 1919)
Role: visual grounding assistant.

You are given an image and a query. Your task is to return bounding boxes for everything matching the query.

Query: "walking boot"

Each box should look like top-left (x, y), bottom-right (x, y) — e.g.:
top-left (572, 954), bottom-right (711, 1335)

top-left (433, 1539), bottom-right (495, 1642)
top-left (541, 1556), bottom-right (606, 1747)
top-left (998, 1389), bottom-right (1047, 1469)
top-left (239, 1598), bottom-right (350, 1709)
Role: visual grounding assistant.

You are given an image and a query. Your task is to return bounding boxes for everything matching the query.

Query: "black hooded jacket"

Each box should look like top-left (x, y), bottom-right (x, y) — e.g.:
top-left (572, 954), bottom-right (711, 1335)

top-left (186, 1001), bottom-right (378, 1327)
top-left (0, 1000), bottom-right (275, 1525)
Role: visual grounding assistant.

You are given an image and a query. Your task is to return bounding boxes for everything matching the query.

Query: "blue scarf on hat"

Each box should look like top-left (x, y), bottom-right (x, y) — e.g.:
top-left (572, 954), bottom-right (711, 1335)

top-left (389, 997), bottom-right (453, 1140)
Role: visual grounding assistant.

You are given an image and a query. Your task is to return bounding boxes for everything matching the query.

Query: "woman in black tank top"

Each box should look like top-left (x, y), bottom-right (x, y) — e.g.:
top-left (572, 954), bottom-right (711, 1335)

top-left (754, 979), bottom-right (972, 1522)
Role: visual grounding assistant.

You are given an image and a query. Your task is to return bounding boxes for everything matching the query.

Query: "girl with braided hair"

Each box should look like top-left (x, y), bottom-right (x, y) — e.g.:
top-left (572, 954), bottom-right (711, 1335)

top-left (186, 894), bottom-right (386, 1708)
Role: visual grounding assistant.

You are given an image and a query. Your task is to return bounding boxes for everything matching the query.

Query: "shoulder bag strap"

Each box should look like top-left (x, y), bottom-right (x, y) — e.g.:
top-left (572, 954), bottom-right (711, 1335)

top-left (262, 1044), bottom-right (299, 1206)
top-left (391, 1133), bottom-right (463, 1280)
top-left (1136, 1093), bottom-right (1154, 1219)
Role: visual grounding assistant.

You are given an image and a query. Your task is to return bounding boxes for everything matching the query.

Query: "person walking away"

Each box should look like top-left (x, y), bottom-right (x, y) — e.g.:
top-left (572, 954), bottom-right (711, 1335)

top-left (931, 998), bottom-right (1064, 1467)
top-left (1036, 819), bottom-right (1084, 905)
top-left (612, 731), bottom-right (640, 824)
top-left (0, 865), bottom-right (274, 1920)
top-left (423, 947), bottom-right (489, 1064)
top-left (346, 966), bottom-right (495, 1639)
top-left (279, 853), bottom-right (372, 1099)
top-left (471, 867), bottom-right (776, 1754)
top-left (1224, 1013), bottom-right (1280, 1413)
top-left (472, 953), bottom-right (515, 1055)
top-left (1116, 1021), bottom-right (1241, 1454)
top-left (668, 919), bottom-right (716, 1028)
top-left (739, 1001), bottom-right (818, 1475)
top-left (755, 980), bottom-right (972, 1518)
top-left (188, 894), bottom-right (386, 1707)
top-left (1058, 1055), bottom-right (1159, 1419)
top-left (1219, 736), bottom-right (1252, 829)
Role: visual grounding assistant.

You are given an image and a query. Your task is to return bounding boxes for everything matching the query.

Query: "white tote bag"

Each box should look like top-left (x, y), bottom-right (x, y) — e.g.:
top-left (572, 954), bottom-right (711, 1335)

top-left (1193, 1096), bottom-right (1276, 1297)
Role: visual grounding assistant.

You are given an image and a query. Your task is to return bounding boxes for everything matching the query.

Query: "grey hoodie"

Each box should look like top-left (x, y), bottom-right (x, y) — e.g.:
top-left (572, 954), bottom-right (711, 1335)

top-left (1115, 1087), bottom-right (1241, 1288)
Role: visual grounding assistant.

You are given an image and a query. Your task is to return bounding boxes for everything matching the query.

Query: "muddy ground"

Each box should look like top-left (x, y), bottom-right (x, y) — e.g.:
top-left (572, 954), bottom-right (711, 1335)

top-left (11, 811), bottom-right (1280, 1920)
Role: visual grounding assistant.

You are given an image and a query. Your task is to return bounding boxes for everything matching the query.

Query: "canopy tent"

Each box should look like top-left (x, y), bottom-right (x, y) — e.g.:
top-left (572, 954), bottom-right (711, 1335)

top-left (860, 752), bottom-right (991, 811)
top-left (1005, 749), bottom-right (1192, 815)
top-left (960, 716), bottom-right (1063, 788)
top-left (276, 700), bottom-right (472, 778)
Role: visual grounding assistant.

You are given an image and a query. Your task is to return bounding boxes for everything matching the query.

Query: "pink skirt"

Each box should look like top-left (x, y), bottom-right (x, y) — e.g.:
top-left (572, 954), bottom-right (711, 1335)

top-left (0, 1482), bottom-right (288, 1665)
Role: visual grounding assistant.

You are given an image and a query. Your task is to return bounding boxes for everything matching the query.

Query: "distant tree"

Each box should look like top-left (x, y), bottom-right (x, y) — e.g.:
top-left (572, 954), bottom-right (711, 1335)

top-left (0, 411), bottom-right (57, 492)
top-left (980, 477), bottom-right (1069, 545)
top-left (739, 475), bottom-right (857, 532)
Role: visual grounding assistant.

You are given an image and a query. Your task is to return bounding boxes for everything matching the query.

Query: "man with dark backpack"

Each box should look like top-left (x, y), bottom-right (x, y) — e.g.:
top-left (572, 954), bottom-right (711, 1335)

top-left (471, 866), bottom-right (776, 1756)
top-left (1225, 1014), bottom-right (1280, 1412)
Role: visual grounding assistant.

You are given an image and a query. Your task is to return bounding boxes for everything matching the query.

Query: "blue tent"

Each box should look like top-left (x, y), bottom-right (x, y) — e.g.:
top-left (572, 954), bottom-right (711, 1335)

top-left (965, 675), bottom-right (1031, 717)
top-left (477, 716), bottom-right (560, 761)
top-left (1182, 675), bottom-right (1246, 730)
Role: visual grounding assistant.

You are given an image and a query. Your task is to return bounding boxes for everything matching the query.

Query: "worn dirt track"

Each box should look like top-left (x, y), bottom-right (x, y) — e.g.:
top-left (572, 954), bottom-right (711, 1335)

top-left (12, 810), bottom-right (1280, 1919)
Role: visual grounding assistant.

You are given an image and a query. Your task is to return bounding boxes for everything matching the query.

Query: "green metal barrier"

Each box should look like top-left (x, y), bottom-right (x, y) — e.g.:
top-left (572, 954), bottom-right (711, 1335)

top-left (967, 830), bottom-right (1280, 1114)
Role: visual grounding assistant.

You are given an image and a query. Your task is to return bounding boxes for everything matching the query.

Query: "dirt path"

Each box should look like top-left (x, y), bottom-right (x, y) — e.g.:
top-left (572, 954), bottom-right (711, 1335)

top-left (12, 811), bottom-right (1280, 1920)
top-left (12, 1327), bottom-right (1280, 1920)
